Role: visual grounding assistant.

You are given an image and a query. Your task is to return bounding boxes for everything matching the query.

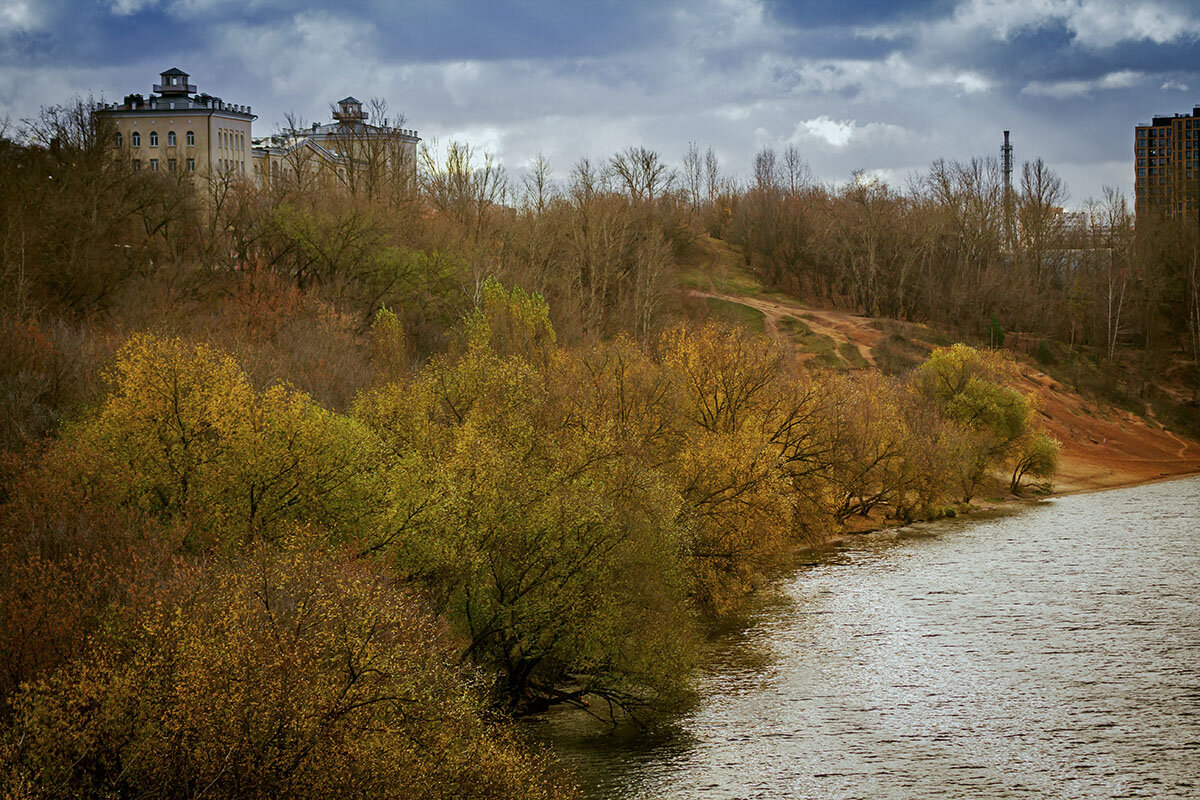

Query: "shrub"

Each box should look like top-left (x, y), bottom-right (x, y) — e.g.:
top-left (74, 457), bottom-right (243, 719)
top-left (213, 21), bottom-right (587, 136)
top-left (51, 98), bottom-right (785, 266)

top-left (2, 542), bottom-right (571, 800)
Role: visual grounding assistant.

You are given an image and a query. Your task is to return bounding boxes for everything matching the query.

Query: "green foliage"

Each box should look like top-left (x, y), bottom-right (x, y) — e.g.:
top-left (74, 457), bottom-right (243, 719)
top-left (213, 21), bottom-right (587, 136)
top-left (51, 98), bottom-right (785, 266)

top-left (371, 305), bottom-right (409, 383)
top-left (1010, 431), bottom-right (1061, 493)
top-left (357, 306), bottom-right (694, 716)
top-left (464, 277), bottom-right (557, 364)
top-left (914, 344), bottom-right (1043, 499)
top-left (60, 334), bottom-right (386, 546)
top-left (703, 297), bottom-right (766, 333)
top-left (1035, 340), bottom-right (1056, 366)
top-left (988, 316), bottom-right (1006, 348)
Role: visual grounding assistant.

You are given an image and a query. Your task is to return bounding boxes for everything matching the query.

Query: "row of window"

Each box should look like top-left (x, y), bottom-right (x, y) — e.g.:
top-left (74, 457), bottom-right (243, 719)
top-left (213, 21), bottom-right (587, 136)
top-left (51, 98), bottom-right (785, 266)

top-left (131, 158), bottom-right (196, 172)
top-left (117, 130), bottom-right (196, 148)
top-left (1128, 172), bottom-right (1195, 184)
top-left (1137, 129), bottom-right (1200, 144)
top-left (218, 130), bottom-right (244, 151)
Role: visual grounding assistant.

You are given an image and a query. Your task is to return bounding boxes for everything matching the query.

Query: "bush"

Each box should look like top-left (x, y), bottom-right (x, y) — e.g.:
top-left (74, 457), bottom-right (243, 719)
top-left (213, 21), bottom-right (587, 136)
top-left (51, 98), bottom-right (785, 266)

top-left (2, 542), bottom-right (571, 800)
top-left (56, 334), bottom-right (387, 547)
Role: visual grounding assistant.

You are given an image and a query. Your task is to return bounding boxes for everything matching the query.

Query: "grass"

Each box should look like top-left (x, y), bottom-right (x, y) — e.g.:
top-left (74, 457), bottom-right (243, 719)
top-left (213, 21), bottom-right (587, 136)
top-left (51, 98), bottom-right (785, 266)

top-left (869, 318), bottom-right (953, 348)
top-left (838, 341), bottom-right (869, 369)
top-left (779, 316), bottom-right (844, 368)
top-left (705, 297), bottom-right (766, 334)
top-left (676, 238), bottom-right (796, 303)
top-left (871, 332), bottom-right (932, 376)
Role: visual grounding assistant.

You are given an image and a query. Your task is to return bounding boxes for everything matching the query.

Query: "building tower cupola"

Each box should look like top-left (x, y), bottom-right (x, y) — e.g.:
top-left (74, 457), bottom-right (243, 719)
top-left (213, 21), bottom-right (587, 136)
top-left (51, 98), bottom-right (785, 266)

top-left (333, 96), bottom-right (367, 124)
top-left (155, 67), bottom-right (195, 96)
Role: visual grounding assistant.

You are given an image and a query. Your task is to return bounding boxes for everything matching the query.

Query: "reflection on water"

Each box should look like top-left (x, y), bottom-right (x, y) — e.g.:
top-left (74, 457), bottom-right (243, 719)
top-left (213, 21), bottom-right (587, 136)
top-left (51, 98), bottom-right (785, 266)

top-left (535, 477), bottom-right (1200, 799)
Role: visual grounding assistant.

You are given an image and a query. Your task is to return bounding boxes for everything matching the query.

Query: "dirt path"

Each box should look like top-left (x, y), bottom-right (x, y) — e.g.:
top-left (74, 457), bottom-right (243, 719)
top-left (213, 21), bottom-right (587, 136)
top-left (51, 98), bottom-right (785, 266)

top-left (682, 237), bottom-right (1200, 494)
top-left (688, 289), bottom-right (879, 366)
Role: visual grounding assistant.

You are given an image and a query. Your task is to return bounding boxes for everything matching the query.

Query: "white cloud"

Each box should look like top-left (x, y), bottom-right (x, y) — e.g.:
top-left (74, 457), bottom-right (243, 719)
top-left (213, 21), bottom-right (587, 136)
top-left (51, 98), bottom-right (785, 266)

top-left (1022, 69), bottom-right (1143, 98)
top-left (858, 0), bottom-right (1200, 50)
top-left (788, 115), bottom-right (917, 151)
top-left (0, 0), bottom-right (45, 32)
top-left (798, 116), bottom-right (857, 148)
top-left (789, 54), bottom-right (992, 98)
top-left (1162, 79), bottom-right (1191, 92)
top-left (108, 0), bottom-right (157, 14)
top-left (1068, 0), bottom-right (1200, 48)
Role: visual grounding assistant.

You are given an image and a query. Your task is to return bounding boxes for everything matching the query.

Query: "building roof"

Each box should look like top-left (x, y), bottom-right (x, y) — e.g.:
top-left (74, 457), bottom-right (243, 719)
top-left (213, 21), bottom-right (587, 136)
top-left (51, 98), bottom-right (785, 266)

top-left (161, 67), bottom-right (189, 76)
top-left (338, 96), bottom-right (362, 105)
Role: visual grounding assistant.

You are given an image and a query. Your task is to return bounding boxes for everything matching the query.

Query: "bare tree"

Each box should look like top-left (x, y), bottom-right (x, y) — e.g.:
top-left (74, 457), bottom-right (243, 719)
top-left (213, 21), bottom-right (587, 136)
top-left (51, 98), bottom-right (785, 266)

top-left (522, 152), bottom-right (555, 214)
top-left (681, 141), bottom-right (703, 213)
top-left (753, 147), bottom-right (779, 193)
top-left (608, 146), bottom-right (675, 203)
top-left (704, 146), bottom-right (721, 204)
top-left (782, 144), bottom-right (811, 196)
top-left (1017, 158), bottom-right (1068, 283)
top-left (326, 98), bottom-right (416, 205)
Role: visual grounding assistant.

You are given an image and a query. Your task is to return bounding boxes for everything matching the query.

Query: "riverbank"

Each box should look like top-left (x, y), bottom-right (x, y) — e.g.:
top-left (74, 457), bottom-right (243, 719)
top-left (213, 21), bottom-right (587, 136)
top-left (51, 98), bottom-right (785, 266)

top-left (829, 434), bottom-right (1200, 542)
top-left (552, 477), bottom-right (1200, 800)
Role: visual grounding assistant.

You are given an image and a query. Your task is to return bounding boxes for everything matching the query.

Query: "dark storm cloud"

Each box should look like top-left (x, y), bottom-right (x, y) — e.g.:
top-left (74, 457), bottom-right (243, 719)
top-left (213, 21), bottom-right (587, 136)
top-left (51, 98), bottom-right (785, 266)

top-left (2, 0), bottom-right (1199, 204)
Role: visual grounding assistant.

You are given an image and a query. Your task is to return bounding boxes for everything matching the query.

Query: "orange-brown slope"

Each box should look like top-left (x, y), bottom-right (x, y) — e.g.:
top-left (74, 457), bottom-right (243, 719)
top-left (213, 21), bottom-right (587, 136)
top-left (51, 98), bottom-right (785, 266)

top-left (678, 239), bottom-right (1200, 494)
top-left (1019, 369), bottom-right (1200, 493)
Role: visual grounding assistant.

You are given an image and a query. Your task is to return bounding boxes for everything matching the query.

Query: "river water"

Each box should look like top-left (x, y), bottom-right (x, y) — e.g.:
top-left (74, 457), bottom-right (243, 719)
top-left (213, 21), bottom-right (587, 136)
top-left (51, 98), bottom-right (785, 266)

top-left (540, 477), bottom-right (1200, 799)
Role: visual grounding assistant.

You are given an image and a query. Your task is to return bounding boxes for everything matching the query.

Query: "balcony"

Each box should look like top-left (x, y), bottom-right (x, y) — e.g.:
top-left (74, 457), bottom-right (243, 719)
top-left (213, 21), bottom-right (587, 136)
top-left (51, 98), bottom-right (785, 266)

top-left (154, 83), bottom-right (197, 93)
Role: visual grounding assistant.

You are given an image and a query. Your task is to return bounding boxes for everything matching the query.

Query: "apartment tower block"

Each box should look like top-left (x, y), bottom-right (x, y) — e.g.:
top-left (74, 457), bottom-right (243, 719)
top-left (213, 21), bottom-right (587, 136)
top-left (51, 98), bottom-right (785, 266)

top-left (1134, 107), bottom-right (1200, 220)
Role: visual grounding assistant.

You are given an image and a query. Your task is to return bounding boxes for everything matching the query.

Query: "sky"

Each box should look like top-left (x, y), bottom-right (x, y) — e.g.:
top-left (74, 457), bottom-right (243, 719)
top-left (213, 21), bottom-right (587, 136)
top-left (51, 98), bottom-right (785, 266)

top-left (1, 0), bottom-right (1199, 206)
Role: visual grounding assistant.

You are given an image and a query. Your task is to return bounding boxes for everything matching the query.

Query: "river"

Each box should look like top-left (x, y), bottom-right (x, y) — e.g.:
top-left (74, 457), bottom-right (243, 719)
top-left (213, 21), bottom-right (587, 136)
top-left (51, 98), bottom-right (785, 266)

top-left (538, 477), bottom-right (1200, 799)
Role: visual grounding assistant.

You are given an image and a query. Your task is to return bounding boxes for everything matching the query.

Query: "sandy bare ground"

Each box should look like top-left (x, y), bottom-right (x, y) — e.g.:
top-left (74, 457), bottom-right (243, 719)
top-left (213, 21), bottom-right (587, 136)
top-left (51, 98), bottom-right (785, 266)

top-left (689, 289), bottom-right (880, 367)
top-left (682, 253), bottom-right (1200, 495)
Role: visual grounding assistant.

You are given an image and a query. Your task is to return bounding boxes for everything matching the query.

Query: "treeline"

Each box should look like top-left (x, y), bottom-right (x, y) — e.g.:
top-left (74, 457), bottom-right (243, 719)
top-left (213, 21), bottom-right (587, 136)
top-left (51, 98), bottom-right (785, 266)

top-left (722, 146), bottom-right (1200, 413)
top-left (1, 274), bottom-right (1055, 796)
top-left (6, 101), bottom-right (1197, 412)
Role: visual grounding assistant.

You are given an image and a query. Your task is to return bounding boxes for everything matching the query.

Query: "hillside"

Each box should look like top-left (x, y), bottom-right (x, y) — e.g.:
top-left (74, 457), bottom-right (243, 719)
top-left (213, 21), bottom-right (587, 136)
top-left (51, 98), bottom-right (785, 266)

top-left (679, 236), bottom-right (1200, 495)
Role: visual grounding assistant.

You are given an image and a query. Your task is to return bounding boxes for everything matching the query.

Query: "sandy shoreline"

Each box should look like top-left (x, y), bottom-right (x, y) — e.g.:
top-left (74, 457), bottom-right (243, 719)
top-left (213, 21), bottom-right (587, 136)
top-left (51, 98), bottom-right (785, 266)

top-left (818, 461), bottom-right (1200, 546)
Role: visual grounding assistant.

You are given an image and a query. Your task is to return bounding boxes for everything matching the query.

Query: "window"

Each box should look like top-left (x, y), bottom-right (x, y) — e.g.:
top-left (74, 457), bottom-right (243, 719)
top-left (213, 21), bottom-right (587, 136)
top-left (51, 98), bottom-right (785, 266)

top-left (187, 158), bottom-right (195, 171)
top-left (150, 159), bottom-right (158, 171)
top-left (115, 132), bottom-right (123, 148)
top-left (1137, 159), bottom-right (1145, 167)
top-left (168, 159), bottom-right (177, 172)
top-left (167, 131), bottom-right (176, 147)
top-left (131, 131), bottom-right (140, 147)
top-left (149, 131), bottom-right (158, 147)
top-left (186, 131), bottom-right (195, 146)
top-left (1138, 168), bottom-right (1146, 176)
top-left (132, 159), bottom-right (141, 171)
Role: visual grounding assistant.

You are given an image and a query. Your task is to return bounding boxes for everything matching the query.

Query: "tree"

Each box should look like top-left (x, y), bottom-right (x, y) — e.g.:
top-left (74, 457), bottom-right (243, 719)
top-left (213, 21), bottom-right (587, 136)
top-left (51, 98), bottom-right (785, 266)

top-left (608, 146), bottom-right (674, 204)
top-left (522, 151), bottom-right (555, 214)
top-left (60, 334), bottom-right (387, 547)
top-left (913, 344), bottom-right (1037, 500)
top-left (1010, 431), bottom-right (1061, 493)
top-left (355, 285), bottom-right (695, 717)
top-left (681, 141), bottom-right (703, 213)
top-left (2, 542), bottom-right (570, 800)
